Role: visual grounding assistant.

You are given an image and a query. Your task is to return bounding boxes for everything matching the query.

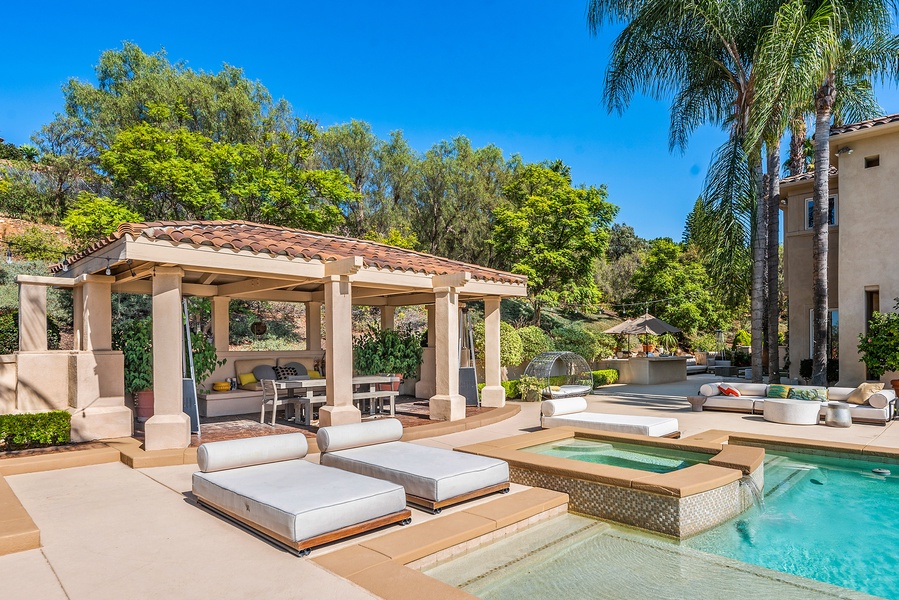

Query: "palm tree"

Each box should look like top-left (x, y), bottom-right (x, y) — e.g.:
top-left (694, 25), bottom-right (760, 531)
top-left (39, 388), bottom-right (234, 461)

top-left (588, 0), bottom-right (784, 382)
top-left (750, 0), bottom-right (899, 384)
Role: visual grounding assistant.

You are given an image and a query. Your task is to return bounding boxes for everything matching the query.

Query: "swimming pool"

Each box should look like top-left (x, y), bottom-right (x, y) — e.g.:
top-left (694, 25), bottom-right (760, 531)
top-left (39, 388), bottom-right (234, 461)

top-left (522, 438), bottom-right (707, 473)
top-left (683, 450), bottom-right (899, 599)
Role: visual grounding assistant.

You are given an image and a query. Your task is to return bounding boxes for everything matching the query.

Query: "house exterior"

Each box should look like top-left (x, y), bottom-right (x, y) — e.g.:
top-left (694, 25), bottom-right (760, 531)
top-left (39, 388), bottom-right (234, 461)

top-left (780, 114), bottom-right (899, 385)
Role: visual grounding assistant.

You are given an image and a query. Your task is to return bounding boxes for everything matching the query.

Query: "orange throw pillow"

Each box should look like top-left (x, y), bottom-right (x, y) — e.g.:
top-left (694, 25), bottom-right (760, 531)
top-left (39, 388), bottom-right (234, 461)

top-left (718, 384), bottom-right (741, 397)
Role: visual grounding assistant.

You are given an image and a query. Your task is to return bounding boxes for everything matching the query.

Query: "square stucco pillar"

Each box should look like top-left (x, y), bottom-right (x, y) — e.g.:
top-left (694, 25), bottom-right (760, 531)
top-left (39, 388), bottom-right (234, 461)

top-left (144, 267), bottom-right (190, 451)
top-left (305, 301), bottom-right (322, 352)
top-left (415, 303), bottom-right (437, 399)
top-left (73, 285), bottom-right (84, 350)
top-left (429, 287), bottom-right (465, 421)
top-left (480, 297), bottom-right (506, 407)
top-left (82, 277), bottom-right (113, 351)
top-left (380, 306), bottom-right (395, 330)
top-left (211, 297), bottom-right (230, 353)
top-left (319, 276), bottom-right (360, 426)
top-left (18, 284), bottom-right (47, 351)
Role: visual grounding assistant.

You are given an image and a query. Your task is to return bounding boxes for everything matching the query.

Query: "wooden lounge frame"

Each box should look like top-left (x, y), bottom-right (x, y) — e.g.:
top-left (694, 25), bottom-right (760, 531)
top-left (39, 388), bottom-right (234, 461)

top-left (406, 481), bottom-right (511, 514)
top-left (195, 496), bottom-right (412, 556)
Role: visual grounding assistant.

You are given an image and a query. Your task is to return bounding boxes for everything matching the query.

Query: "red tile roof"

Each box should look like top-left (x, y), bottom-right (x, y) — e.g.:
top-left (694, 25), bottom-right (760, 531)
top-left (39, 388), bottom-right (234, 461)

top-left (830, 113), bottom-right (899, 136)
top-left (51, 221), bottom-right (526, 285)
top-left (779, 166), bottom-right (837, 185)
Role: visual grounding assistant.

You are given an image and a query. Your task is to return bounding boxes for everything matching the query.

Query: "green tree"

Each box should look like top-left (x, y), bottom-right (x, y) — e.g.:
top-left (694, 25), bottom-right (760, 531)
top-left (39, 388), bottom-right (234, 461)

top-left (62, 192), bottom-right (142, 248)
top-left (492, 164), bottom-right (617, 325)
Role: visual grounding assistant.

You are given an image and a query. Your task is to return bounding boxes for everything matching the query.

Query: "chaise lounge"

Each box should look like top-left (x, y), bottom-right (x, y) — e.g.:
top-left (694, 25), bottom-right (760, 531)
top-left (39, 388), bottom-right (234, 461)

top-left (541, 397), bottom-right (681, 438)
top-left (192, 433), bottom-right (411, 556)
top-left (317, 419), bottom-right (510, 513)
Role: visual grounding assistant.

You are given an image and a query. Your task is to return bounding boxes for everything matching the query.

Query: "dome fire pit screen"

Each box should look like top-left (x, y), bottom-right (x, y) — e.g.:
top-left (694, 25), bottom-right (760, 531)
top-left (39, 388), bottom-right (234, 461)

top-left (523, 351), bottom-right (593, 398)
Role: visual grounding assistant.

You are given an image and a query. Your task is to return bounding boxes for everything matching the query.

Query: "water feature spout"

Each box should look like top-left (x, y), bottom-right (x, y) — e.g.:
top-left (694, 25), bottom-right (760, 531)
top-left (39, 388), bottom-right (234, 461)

top-left (740, 475), bottom-right (765, 512)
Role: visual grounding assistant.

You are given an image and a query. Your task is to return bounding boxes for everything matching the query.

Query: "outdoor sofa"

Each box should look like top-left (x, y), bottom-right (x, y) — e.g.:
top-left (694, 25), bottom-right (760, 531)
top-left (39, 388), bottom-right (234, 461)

top-left (695, 382), bottom-right (896, 424)
top-left (191, 433), bottom-right (411, 556)
top-left (541, 397), bottom-right (681, 438)
top-left (317, 419), bottom-right (510, 513)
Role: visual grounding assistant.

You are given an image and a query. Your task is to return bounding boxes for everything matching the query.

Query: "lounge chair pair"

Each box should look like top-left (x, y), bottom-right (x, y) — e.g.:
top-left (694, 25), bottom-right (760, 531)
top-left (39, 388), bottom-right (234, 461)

top-left (192, 419), bottom-right (509, 555)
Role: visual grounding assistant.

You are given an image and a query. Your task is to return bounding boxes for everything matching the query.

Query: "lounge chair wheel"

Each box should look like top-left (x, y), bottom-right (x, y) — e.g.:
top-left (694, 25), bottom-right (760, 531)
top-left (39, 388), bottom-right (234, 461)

top-left (400, 518), bottom-right (412, 526)
top-left (297, 548), bottom-right (311, 557)
top-left (431, 507), bottom-right (442, 515)
top-left (500, 487), bottom-right (510, 494)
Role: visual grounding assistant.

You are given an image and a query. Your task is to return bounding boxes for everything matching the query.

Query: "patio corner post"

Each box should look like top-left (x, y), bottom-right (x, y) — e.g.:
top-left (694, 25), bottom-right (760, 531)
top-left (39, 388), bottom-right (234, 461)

top-left (145, 266), bottom-right (190, 451)
top-left (429, 284), bottom-right (466, 421)
top-left (211, 296), bottom-right (230, 353)
top-left (415, 303), bottom-right (437, 399)
top-left (81, 276), bottom-right (113, 351)
top-left (304, 301), bottom-right (322, 351)
top-left (319, 275), bottom-right (361, 426)
top-left (18, 283), bottom-right (48, 351)
top-left (380, 306), bottom-right (395, 330)
top-left (480, 297), bottom-right (506, 407)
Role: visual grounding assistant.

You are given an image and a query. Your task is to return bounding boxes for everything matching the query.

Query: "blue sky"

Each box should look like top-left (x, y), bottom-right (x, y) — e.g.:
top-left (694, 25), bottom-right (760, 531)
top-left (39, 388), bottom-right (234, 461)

top-left (2, 1), bottom-right (897, 240)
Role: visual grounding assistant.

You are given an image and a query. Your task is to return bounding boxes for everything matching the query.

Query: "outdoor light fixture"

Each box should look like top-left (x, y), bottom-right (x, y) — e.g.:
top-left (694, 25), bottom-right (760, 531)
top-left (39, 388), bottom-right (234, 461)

top-left (105, 258), bottom-right (112, 276)
top-left (61, 253), bottom-right (68, 272)
top-left (4, 248), bottom-right (11, 265)
top-left (836, 146), bottom-right (853, 155)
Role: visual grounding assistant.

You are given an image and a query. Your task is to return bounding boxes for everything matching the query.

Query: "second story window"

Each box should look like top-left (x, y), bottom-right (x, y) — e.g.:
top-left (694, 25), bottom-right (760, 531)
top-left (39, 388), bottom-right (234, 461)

top-left (806, 196), bottom-right (838, 229)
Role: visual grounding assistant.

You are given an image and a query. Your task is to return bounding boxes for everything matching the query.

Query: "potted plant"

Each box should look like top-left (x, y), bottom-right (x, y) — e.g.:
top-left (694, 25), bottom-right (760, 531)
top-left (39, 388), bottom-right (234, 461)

top-left (517, 374), bottom-right (543, 402)
top-left (658, 332), bottom-right (678, 354)
top-left (641, 334), bottom-right (657, 354)
top-left (353, 326), bottom-right (424, 390)
top-left (858, 300), bottom-right (899, 391)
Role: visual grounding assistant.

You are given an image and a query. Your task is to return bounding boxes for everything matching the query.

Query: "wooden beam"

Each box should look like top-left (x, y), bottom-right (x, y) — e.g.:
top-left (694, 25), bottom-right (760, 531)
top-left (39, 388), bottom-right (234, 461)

top-left (14, 275), bottom-right (75, 288)
top-left (237, 290), bottom-right (322, 302)
top-left (324, 256), bottom-right (363, 276)
top-left (433, 272), bottom-right (471, 289)
top-left (113, 280), bottom-right (217, 297)
top-left (114, 263), bottom-right (154, 284)
top-left (216, 278), bottom-right (298, 297)
top-left (198, 272), bottom-right (218, 285)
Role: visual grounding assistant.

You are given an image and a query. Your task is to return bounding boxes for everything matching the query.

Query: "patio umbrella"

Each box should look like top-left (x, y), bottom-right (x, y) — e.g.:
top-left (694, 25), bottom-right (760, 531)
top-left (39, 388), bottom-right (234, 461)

top-left (621, 313), bottom-right (681, 336)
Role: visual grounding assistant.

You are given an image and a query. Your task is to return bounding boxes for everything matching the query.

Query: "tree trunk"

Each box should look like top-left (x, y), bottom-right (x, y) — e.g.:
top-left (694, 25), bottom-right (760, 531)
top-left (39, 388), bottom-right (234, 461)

top-left (811, 76), bottom-right (835, 386)
top-left (751, 158), bottom-right (766, 383)
top-left (767, 145), bottom-right (781, 384)
top-left (788, 116), bottom-right (807, 177)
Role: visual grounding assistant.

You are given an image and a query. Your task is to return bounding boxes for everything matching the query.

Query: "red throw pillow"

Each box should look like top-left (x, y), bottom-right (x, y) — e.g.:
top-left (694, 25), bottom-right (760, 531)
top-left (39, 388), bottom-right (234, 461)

top-left (718, 384), bottom-right (741, 397)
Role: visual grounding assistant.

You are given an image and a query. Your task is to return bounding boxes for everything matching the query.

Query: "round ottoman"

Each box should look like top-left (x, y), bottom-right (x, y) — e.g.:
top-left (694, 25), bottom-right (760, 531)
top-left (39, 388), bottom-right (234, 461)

top-left (763, 398), bottom-right (822, 425)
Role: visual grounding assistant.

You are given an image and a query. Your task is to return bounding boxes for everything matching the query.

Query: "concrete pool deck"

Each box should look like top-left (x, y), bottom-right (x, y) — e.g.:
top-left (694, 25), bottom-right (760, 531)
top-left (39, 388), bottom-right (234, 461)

top-left (2, 373), bottom-right (899, 599)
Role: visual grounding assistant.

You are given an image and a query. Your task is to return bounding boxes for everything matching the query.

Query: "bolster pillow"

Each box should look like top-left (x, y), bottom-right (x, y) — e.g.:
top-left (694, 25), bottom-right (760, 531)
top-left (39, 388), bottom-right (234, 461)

top-left (541, 397), bottom-right (588, 417)
top-left (197, 433), bottom-right (308, 473)
top-left (869, 391), bottom-right (892, 410)
top-left (698, 383), bottom-right (723, 397)
top-left (317, 418), bottom-right (404, 453)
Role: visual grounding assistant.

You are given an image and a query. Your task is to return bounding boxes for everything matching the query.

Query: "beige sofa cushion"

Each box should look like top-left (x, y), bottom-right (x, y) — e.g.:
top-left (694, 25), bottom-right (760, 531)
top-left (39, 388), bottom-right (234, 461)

top-left (846, 382), bottom-right (884, 405)
top-left (233, 358), bottom-right (276, 379)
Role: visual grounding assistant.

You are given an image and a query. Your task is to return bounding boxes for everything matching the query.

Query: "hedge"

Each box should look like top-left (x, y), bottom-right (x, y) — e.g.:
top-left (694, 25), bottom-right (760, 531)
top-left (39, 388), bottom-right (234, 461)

top-left (0, 411), bottom-right (71, 451)
top-left (477, 380), bottom-right (522, 399)
top-left (591, 369), bottom-right (619, 386)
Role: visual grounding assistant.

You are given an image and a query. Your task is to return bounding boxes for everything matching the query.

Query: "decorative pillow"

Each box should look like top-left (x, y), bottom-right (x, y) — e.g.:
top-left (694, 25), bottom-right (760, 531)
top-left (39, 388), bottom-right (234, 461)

top-left (252, 364), bottom-right (278, 382)
top-left (846, 382), bottom-right (885, 405)
top-left (767, 384), bottom-right (791, 399)
top-left (274, 366), bottom-right (298, 380)
top-left (308, 370), bottom-right (322, 379)
top-left (237, 372), bottom-right (257, 386)
top-left (549, 385), bottom-right (562, 391)
top-left (788, 387), bottom-right (828, 401)
top-left (283, 361), bottom-right (308, 376)
top-left (718, 384), bottom-right (741, 397)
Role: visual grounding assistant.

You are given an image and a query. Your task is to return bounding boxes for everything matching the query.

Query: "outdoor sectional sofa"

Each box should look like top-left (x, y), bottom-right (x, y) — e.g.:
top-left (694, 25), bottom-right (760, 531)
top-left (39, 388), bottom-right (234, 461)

top-left (317, 419), bottom-right (510, 513)
top-left (199, 356), bottom-right (321, 417)
top-left (191, 433), bottom-right (411, 556)
top-left (696, 382), bottom-right (897, 424)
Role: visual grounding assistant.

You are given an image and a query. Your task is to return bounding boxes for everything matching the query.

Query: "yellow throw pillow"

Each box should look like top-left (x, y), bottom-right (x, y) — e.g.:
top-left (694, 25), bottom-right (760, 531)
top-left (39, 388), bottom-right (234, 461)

top-left (238, 372), bottom-right (257, 386)
top-left (308, 370), bottom-right (322, 379)
top-left (846, 382), bottom-right (885, 405)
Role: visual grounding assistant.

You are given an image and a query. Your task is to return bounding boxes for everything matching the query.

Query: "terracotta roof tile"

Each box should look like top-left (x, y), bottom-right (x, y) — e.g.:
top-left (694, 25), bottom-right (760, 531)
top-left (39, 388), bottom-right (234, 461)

top-left (51, 220), bottom-right (526, 285)
top-left (779, 166), bottom-right (837, 185)
top-left (830, 113), bottom-right (899, 136)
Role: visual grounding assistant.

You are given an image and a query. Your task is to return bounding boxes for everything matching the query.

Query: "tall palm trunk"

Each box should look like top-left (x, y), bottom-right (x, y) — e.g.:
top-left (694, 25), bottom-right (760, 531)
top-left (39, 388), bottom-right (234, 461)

top-left (751, 157), bottom-right (766, 383)
top-left (811, 74), bottom-right (835, 386)
top-left (788, 116), bottom-right (808, 176)
top-left (767, 145), bottom-right (781, 383)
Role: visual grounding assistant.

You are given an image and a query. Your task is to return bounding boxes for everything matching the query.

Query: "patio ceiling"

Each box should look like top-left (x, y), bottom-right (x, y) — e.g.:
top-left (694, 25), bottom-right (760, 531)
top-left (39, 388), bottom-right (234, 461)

top-left (46, 221), bottom-right (527, 305)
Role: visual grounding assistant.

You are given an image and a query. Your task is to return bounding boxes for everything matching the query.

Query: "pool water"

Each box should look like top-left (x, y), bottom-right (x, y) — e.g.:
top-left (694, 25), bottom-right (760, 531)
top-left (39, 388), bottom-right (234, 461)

top-left (522, 438), bottom-right (707, 473)
top-left (683, 451), bottom-right (899, 599)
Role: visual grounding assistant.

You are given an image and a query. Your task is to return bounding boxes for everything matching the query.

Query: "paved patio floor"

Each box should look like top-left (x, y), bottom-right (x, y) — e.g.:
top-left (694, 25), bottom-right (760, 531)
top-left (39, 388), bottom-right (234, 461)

top-left (2, 374), bottom-right (897, 599)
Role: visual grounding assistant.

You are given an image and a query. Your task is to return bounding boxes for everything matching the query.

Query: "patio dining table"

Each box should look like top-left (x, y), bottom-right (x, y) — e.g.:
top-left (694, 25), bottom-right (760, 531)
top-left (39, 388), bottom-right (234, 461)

top-left (273, 375), bottom-right (401, 425)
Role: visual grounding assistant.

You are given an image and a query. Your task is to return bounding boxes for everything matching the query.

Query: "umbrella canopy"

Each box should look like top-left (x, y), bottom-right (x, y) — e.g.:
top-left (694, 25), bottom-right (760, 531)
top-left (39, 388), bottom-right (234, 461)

top-left (604, 313), bottom-right (681, 336)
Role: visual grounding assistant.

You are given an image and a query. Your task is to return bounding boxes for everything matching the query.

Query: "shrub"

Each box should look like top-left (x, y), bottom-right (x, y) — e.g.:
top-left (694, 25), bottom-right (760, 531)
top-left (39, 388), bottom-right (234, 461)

top-left (0, 411), bottom-right (71, 451)
top-left (591, 369), bottom-right (619, 386)
top-left (551, 324), bottom-right (614, 362)
top-left (113, 317), bottom-right (153, 394)
top-left (353, 325), bottom-right (424, 377)
top-left (732, 329), bottom-right (751, 347)
top-left (689, 333), bottom-right (719, 352)
top-left (0, 309), bottom-right (61, 354)
top-left (62, 192), bottom-right (142, 249)
top-left (474, 321), bottom-right (524, 367)
top-left (7, 226), bottom-right (69, 261)
top-left (517, 374), bottom-right (543, 401)
top-left (517, 325), bottom-right (553, 362)
top-left (858, 300), bottom-right (899, 379)
top-left (501, 379), bottom-right (521, 399)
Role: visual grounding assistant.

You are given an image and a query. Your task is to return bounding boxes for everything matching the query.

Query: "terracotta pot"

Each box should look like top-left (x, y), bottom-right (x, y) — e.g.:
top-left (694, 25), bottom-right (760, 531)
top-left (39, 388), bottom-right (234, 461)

top-left (135, 390), bottom-right (154, 422)
top-left (377, 374), bottom-right (402, 392)
top-left (890, 379), bottom-right (899, 395)
top-left (642, 344), bottom-right (655, 353)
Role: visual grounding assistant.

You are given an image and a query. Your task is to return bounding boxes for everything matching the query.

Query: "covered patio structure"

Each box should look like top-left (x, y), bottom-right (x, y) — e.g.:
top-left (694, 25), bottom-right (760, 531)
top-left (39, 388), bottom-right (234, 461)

top-left (11, 221), bottom-right (527, 451)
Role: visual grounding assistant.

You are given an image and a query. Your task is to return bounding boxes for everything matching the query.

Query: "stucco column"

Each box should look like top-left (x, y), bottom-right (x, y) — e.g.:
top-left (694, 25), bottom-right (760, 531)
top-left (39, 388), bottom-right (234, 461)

top-left (211, 297), bottom-right (230, 353)
top-left (380, 306), bottom-right (395, 330)
top-left (144, 267), bottom-right (190, 451)
top-left (18, 284), bottom-right (48, 351)
top-left (480, 297), bottom-right (506, 407)
top-left (305, 301), bottom-right (322, 352)
top-left (72, 285), bottom-right (84, 351)
top-left (319, 275), bottom-right (360, 426)
top-left (429, 287), bottom-right (465, 421)
top-left (415, 303), bottom-right (437, 399)
top-left (82, 277), bottom-right (113, 351)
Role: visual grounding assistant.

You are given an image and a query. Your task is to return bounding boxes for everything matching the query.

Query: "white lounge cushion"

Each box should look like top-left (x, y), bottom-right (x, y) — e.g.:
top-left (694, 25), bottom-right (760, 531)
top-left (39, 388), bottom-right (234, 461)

top-left (317, 418), bottom-right (403, 452)
top-left (542, 412), bottom-right (679, 437)
top-left (541, 397), bottom-right (588, 417)
top-left (702, 396), bottom-right (757, 412)
top-left (699, 382), bottom-right (768, 397)
top-left (197, 433), bottom-right (308, 473)
top-left (320, 440), bottom-right (509, 503)
top-left (826, 387), bottom-right (855, 402)
top-left (192, 459), bottom-right (406, 543)
top-left (546, 384), bottom-right (593, 398)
